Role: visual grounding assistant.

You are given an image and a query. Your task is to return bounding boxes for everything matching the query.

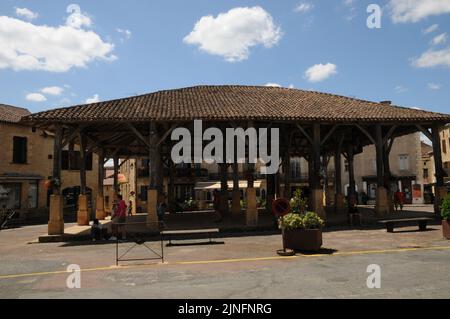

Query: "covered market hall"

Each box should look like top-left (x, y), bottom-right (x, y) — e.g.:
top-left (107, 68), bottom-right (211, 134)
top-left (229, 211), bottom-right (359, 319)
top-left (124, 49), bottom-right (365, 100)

top-left (21, 85), bottom-right (450, 235)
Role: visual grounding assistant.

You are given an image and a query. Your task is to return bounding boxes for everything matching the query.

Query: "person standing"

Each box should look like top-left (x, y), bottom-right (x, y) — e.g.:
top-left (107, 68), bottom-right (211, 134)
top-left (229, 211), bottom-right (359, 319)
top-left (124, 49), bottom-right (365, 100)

top-left (111, 195), bottom-right (127, 240)
top-left (127, 200), bottom-right (133, 217)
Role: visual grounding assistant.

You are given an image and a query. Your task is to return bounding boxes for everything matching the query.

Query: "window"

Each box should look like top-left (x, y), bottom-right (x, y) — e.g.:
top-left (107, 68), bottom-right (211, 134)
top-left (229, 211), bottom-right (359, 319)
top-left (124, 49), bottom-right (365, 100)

top-left (344, 160), bottom-right (349, 172)
top-left (443, 140), bottom-right (447, 154)
top-left (12, 136), bottom-right (27, 164)
top-left (28, 181), bottom-right (38, 209)
top-left (423, 169), bottom-right (429, 179)
top-left (61, 150), bottom-right (93, 171)
top-left (290, 158), bottom-right (301, 178)
top-left (399, 154), bottom-right (409, 171)
top-left (0, 183), bottom-right (21, 209)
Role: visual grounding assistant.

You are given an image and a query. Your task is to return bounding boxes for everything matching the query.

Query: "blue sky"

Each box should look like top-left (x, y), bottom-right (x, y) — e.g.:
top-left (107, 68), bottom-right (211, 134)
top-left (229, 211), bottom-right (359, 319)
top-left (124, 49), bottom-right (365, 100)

top-left (1, 0), bottom-right (450, 114)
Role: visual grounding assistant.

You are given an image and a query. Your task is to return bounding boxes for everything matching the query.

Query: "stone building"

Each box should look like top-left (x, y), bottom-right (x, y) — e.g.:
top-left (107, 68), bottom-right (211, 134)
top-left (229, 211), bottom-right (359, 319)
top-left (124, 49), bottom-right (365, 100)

top-left (0, 103), bottom-right (99, 222)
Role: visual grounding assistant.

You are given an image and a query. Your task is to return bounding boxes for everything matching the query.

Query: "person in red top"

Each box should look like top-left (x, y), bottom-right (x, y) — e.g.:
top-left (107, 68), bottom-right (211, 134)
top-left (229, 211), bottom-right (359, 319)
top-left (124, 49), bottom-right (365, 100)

top-left (112, 194), bottom-right (127, 240)
top-left (394, 190), bottom-right (405, 212)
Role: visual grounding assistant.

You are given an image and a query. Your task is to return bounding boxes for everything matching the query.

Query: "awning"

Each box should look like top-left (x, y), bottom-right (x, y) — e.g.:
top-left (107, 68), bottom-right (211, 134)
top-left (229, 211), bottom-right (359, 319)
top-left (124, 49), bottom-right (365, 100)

top-left (195, 180), bottom-right (262, 191)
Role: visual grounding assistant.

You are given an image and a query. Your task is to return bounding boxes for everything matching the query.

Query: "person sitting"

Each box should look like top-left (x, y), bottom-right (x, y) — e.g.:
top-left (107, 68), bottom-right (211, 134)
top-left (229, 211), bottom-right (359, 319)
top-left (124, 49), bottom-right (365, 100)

top-left (91, 219), bottom-right (103, 241)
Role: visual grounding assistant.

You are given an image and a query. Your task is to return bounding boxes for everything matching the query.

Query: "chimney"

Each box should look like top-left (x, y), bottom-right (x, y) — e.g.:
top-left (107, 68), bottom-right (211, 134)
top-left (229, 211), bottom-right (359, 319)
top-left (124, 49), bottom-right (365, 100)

top-left (380, 101), bottom-right (392, 105)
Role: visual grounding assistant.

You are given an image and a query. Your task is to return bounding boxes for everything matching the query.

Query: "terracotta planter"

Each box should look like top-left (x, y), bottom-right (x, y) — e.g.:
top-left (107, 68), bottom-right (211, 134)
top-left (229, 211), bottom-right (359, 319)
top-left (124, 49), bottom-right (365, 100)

top-left (443, 220), bottom-right (450, 240)
top-left (283, 229), bottom-right (323, 252)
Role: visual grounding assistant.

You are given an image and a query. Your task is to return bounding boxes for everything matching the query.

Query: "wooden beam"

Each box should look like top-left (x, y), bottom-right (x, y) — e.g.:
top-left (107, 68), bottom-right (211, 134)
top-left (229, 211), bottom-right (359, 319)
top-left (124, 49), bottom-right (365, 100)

top-left (127, 123), bottom-right (151, 149)
top-left (157, 123), bottom-right (178, 147)
top-left (321, 125), bottom-right (339, 146)
top-left (355, 124), bottom-right (376, 144)
top-left (62, 125), bottom-right (86, 147)
top-left (78, 133), bottom-right (87, 195)
top-left (383, 125), bottom-right (398, 145)
top-left (296, 124), bottom-right (313, 145)
top-left (375, 124), bottom-right (384, 187)
top-left (416, 124), bottom-right (433, 141)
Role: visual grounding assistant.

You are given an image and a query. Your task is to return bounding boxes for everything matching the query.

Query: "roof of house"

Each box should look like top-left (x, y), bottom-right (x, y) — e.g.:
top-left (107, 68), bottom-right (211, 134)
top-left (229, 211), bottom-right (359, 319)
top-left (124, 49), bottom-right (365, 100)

top-left (0, 104), bottom-right (31, 124)
top-left (22, 85), bottom-right (450, 124)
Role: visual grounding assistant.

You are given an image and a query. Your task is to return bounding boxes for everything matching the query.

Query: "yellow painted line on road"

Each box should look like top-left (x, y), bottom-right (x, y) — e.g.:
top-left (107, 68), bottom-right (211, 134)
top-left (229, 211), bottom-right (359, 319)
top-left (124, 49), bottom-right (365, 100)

top-left (1, 246), bottom-right (450, 280)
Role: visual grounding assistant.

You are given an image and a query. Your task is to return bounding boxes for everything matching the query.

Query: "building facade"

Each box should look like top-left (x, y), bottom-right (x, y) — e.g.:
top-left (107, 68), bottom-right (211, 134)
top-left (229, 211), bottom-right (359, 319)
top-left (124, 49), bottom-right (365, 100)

top-left (0, 104), bottom-right (99, 222)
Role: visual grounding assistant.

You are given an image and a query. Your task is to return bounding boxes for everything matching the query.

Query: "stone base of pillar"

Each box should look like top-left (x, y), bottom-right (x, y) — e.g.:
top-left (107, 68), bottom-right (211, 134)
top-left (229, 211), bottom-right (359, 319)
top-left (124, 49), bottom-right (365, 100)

top-left (312, 189), bottom-right (325, 219)
top-left (246, 188), bottom-right (258, 226)
top-left (335, 193), bottom-right (345, 214)
top-left (435, 186), bottom-right (448, 215)
top-left (77, 194), bottom-right (89, 226)
top-left (147, 189), bottom-right (159, 230)
top-left (48, 194), bottom-right (64, 235)
top-left (376, 187), bottom-right (390, 217)
top-left (95, 195), bottom-right (106, 220)
top-left (231, 190), bottom-right (241, 215)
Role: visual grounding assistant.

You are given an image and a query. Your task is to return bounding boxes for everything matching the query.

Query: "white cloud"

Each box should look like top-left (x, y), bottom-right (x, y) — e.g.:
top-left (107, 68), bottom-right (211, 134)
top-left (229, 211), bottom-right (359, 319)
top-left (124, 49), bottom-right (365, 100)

top-left (389, 0), bottom-right (450, 23)
top-left (265, 83), bottom-right (282, 87)
top-left (395, 85), bottom-right (408, 93)
top-left (428, 83), bottom-right (441, 90)
top-left (15, 8), bottom-right (38, 21)
top-left (431, 33), bottom-right (447, 46)
top-left (423, 24), bottom-right (439, 34)
top-left (0, 5), bottom-right (116, 73)
top-left (413, 47), bottom-right (450, 68)
top-left (294, 3), bottom-right (314, 13)
top-left (41, 86), bottom-right (64, 96)
top-left (85, 94), bottom-right (100, 104)
top-left (26, 93), bottom-right (47, 102)
top-left (183, 6), bottom-right (283, 62)
top-left (305, 63), bottom-right (337, 82)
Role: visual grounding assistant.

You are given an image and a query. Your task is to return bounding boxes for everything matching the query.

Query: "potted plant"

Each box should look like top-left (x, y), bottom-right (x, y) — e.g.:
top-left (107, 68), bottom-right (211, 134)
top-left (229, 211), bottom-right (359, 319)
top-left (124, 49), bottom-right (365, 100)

top-left (441, 194), bottom-right (450, 240)
top-left (280, 212), bottom-right (325, 252)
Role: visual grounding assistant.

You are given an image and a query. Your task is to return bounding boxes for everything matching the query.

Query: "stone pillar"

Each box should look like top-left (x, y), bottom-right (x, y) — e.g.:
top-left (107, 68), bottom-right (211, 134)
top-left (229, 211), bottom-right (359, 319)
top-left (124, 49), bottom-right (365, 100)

top-left (95, 195), bottom-right (106, 220)
top-left (312, 189), bottom-right (325, 219)
top-left (48, 195), bottom-right (64, 235)
top-left (146, 189), bottom-right (158, 230)
top-left (77, 194), bottom-right (89, 226)
top-left (246, 187), bottom-right (258, 226)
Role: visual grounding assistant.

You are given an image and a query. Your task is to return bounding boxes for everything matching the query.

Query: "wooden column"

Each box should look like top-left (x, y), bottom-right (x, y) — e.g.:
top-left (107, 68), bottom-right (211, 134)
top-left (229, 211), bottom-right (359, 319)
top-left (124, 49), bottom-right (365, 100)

top-left (113, 155), bottom-right (119, 195)
top-left (231, 160), bottom-right (241, 216)
top-left (283, 151), bottom-right (291, 198)
top-left (334, 142), bottom-right (344, 213)
top-left (347, 145), bottom-right (356, 205)
top-left (48, 126), bottom-right (64, 235)
top-left (375, 124), bottom-right (389, 216)
top-left (147, 122), bottom-right (159, 229)
top-left (77, 133), bottom-right (89, 226)
top-left (168, 160), bottom-right (175, 205)
top-left (219, 163), bottom-right (229, 215)
top-left (311, 124), bottom-right (325, 218)
top-left (95, 149), bottom-right (106, 220)
top-left (432, 125), bottom-right (447, 215)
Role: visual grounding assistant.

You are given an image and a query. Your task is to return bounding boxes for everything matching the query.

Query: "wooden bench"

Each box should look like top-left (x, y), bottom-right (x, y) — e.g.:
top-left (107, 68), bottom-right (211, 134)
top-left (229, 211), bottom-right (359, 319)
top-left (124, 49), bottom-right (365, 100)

top-left (379, 218), bottom-right (434, 233)
top-left (161, 228), bottom-right (220, 246)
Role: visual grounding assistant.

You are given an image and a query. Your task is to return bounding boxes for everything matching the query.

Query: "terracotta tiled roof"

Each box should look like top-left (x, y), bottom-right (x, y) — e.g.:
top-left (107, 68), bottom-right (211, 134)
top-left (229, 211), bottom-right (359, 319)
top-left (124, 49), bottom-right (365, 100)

top-left (22, 86), bottom-right (450, 123)
top-left (0, 104), bottom-right (31, 124)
